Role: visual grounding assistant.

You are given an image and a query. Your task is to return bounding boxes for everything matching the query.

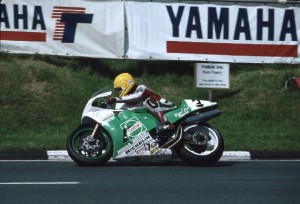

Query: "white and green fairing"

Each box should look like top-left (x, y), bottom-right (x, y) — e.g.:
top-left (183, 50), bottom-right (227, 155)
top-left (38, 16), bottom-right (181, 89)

top-left (83, 98), bottom-right (217, 160)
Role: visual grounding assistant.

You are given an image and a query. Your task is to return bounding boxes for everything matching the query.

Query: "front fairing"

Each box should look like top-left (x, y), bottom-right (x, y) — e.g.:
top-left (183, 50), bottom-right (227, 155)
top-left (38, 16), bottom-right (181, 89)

top-left (81, 86), bottom-right (114, 124)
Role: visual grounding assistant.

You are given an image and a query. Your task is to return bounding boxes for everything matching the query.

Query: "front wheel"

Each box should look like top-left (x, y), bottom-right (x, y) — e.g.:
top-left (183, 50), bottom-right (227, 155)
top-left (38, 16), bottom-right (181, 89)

top-left (176, 124), bottom-right (224, 166)
top-left (66, 124), bottom-right (113, 166)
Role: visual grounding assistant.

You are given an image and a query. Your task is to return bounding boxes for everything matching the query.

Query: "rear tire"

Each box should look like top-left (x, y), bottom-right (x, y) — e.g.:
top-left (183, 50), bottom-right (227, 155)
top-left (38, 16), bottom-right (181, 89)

top-left (66, 124), bottom-right (113, 166)
top-left (176, 124), bottom-right (224, 166)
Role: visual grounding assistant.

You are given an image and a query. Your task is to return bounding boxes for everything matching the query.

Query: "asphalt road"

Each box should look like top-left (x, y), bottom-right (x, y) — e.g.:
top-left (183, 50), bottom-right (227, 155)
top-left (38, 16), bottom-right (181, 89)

top-left (0, 160), bottom-right (299, 204)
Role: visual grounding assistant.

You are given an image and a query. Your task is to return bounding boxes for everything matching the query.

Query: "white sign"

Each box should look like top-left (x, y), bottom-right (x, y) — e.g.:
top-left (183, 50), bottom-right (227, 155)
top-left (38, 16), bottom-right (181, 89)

top-left (126, 1), bottom-right (300, 63)
top-left (195, 63), bottom-right (230, 89)
top-left (1, 0), bottom-right (300, 63)
top-left (0, 0), bottom-right (125, 58)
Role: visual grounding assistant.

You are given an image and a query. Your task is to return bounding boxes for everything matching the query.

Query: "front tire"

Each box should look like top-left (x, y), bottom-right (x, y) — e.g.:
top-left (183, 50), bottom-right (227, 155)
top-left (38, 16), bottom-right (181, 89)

top-left (176, 124), bottom-right (224, 166)
top-left (66, 124), bottom-right (113, 166)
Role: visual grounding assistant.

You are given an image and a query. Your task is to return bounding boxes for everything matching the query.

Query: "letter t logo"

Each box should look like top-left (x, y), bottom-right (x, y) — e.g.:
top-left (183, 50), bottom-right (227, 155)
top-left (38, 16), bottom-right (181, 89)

top-left (52, 6), bottom-right (93, 43)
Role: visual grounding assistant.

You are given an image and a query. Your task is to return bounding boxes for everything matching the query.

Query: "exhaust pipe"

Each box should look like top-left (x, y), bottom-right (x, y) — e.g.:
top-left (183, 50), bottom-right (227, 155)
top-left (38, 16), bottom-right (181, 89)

top-left (185, 109), bottom-right (221, 124)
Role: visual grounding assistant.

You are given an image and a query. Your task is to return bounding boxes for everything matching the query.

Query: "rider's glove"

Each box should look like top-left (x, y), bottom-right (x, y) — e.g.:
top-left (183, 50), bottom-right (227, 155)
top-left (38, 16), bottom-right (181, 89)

top-left (107, 97), bottom-right (117, 105)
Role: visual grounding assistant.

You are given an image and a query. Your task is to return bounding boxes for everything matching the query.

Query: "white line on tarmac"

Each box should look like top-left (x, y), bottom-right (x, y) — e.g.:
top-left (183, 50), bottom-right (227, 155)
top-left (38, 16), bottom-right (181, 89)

top-left (0, 182), bottom-right (80, 185)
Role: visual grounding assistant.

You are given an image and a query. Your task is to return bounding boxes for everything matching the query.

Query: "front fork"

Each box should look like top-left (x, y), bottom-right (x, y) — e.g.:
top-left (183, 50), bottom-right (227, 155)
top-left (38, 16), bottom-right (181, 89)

top-left (90, 124), bottom-right (99, 138)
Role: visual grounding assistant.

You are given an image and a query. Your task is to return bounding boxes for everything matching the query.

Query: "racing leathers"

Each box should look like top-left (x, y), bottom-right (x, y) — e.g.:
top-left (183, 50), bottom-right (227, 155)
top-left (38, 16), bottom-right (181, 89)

top-left (109, 85), bottom-right (176, 129)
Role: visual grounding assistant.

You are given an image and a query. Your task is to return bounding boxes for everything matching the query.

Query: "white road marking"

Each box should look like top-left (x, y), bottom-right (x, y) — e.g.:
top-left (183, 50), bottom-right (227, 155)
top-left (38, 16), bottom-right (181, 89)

top-left (0, 182), bottom-right (80, 185)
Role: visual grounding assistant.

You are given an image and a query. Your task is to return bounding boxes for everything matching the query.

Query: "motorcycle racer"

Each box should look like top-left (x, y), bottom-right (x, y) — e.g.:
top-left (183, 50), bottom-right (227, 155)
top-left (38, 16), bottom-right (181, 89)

top-left (67, 81), bottom-right (223, 166)
top-left (107, 73), bottom-right (176, 133)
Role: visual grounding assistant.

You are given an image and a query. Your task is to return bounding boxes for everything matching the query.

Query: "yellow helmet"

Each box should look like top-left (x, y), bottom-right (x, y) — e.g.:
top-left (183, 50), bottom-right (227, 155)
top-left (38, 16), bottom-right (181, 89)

top-left (113, 73), bottom-right (136, 97)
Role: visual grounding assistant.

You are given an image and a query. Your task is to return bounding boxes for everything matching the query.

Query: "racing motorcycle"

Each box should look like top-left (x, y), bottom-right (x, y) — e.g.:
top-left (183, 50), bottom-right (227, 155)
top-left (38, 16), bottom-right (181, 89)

top-left (66, 86), bottom-right (224, 166)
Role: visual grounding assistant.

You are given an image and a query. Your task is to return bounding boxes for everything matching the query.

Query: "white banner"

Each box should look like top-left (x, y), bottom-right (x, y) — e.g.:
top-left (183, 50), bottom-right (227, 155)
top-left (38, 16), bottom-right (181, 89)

top-left (1, 1), bottom-right (300, 63)
top-left (126, 1), bottom-right (300, 63)
top-left (0, 0), bottom-right (124, 58)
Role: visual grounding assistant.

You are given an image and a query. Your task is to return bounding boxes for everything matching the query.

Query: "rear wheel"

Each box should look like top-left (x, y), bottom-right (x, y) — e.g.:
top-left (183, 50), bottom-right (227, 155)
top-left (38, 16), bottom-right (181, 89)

top-left (176, 124), bottom-right (224, 166)
top-left (66, 124), bottom-right (113, 166)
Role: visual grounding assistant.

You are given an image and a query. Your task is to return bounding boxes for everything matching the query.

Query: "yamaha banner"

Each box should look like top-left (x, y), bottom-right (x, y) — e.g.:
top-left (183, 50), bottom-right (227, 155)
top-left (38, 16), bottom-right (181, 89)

top-left (125, 1), bottom-right (300, 63)
top-left (1, 0), bottom-right (299, 63)
top-left (0, 0), bottom-right (125, 58)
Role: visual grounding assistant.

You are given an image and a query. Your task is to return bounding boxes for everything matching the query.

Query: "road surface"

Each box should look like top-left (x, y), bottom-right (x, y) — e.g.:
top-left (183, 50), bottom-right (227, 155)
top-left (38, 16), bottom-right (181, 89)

top-left (0, 160), bottom-right (299, 204)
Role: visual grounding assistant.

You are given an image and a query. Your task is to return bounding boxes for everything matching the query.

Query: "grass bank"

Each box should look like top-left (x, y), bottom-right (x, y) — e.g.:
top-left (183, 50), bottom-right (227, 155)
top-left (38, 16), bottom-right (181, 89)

top-left (0, 53), bottom-right (299, 151)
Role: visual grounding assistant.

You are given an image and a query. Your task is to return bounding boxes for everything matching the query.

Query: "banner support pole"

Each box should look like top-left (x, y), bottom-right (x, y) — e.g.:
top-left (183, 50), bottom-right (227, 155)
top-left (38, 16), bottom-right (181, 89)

top-left (208, 89), bottom-right (213, 101)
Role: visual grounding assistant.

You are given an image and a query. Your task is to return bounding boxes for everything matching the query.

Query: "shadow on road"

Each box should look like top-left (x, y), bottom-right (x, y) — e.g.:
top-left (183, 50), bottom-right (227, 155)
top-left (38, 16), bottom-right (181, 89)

top-left (74, 160), bottom-right (238, 168)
